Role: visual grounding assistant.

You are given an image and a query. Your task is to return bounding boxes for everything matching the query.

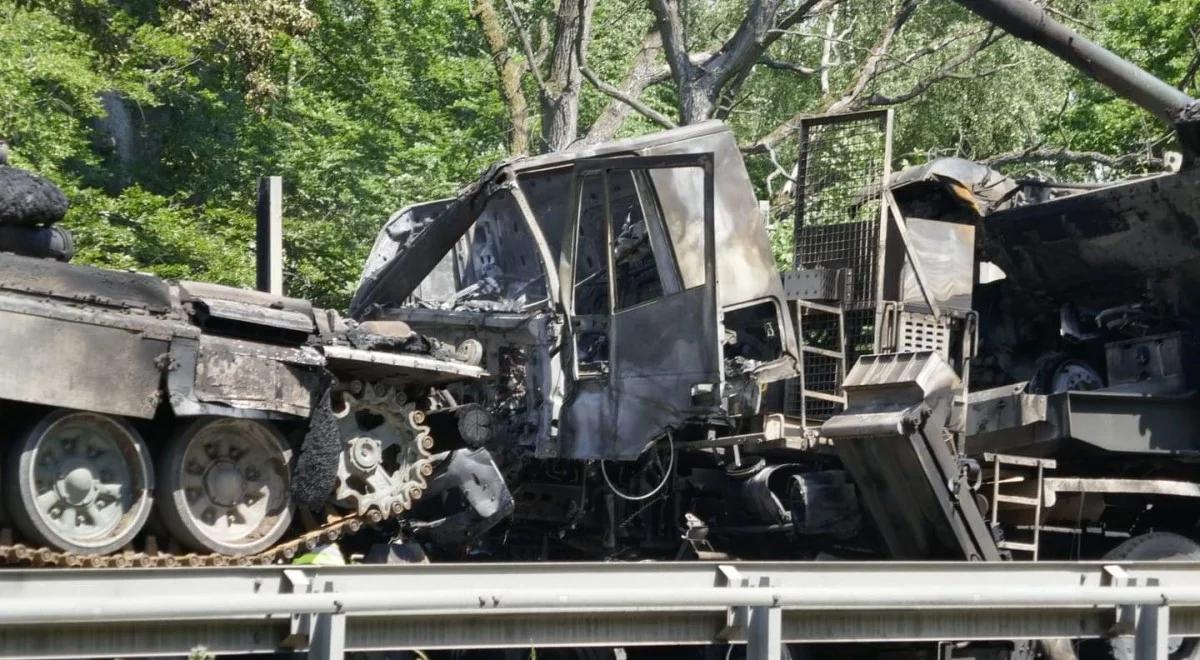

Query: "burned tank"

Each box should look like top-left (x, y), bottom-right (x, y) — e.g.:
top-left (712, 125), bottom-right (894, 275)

top-left (0, 157), bottom-right (502, 564)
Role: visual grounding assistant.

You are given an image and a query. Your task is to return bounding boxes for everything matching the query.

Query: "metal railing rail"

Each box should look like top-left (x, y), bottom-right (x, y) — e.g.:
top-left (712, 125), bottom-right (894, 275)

top-left (2, 560), bottom-right (1200, 660)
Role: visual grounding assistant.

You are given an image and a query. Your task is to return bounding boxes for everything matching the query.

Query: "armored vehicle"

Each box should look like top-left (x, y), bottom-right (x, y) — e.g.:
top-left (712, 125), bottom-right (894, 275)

top-left (0, 161), bottom-right (493, 564)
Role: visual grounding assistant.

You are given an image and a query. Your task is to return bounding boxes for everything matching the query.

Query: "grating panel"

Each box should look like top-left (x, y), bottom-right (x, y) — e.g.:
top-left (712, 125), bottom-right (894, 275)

top-left (784, 110), bottom-right (892, 427)
top-left (783, 308), bottom-right (877, 424)
top-left (898, 311), bottom-right (951, 358)
top-left (793, 111), bottom-right (891, 308)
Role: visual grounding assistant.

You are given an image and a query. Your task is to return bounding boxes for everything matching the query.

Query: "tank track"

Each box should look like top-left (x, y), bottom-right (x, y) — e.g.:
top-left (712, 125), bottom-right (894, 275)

top-left (0, 507), bottom-right (400, 568)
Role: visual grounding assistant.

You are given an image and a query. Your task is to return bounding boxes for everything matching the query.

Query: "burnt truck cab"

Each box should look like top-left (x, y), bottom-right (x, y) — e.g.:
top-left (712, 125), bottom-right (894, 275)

top-left (351, 121), bottom-right (799, 462)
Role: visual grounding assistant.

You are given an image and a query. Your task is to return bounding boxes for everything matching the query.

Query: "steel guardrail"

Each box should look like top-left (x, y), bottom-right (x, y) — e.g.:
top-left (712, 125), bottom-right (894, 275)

top-left (2, 560), bottom-right (1200, 659)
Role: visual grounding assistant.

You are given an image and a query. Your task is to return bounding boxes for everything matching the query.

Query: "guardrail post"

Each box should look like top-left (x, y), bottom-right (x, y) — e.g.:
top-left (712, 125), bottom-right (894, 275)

top-left (1134, 576), bottom-right (1168, 660)
top-left (717, 565), bottom-right (749, 641)
top-left (1134, 601), bottom-right (1168, 660)
top-left (747, 576), bottom-right (782, 660)
top-left (308, 580), bottom-right (345, 660)
top-left (309, 609), bottom-right (346, 660)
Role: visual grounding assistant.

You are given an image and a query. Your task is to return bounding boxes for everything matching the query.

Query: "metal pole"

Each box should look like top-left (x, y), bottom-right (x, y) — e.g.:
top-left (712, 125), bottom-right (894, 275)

top-left (256, 175), bottom-right (283, 295)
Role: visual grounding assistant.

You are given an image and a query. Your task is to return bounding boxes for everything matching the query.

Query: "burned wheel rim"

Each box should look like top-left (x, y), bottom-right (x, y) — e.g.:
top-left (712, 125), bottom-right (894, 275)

top-left (158, 418), bottom-right (293, 555)
top-left (4, 409), bottom-right (153, 555)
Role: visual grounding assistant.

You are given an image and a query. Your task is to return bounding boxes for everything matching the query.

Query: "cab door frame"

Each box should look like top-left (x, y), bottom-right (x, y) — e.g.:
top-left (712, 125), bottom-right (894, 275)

top-left (557, 153), bottom-right (723, 460)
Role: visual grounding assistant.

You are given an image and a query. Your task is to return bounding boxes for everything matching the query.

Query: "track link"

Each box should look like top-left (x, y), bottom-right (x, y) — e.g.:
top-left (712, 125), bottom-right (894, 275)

top-left (0, 508), bottom-right (394, 568)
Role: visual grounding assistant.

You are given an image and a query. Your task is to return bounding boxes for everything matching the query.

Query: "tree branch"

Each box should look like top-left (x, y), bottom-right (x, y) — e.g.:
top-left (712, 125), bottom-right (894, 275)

top-left (873, 25), bottom-right (988, 77)
top-left (865, 28), bottom-right (1004, 106)
top-left (825, 0), bottom-right (921, 113)
top-left (708, 0), bottom-right (829, 90)
top-left (759, 57), bottom-right (822, 75)
top-left (985, 147), bottom-right (1167, 170)
top-left (582, 28), bottom-right (677, 144)
top-left (578, 25), bottom-right (677, 133)
top-left (504, 0), bottom-right (547, 93)
top-left (747, 0), bottom-right (920, 155)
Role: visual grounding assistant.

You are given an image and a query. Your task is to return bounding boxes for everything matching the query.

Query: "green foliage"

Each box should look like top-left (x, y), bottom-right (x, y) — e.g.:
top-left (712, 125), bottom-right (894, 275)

top-left (0, 0), bottom-right (504, 308)
top-left (0, 0), bottom-right (1193, 300)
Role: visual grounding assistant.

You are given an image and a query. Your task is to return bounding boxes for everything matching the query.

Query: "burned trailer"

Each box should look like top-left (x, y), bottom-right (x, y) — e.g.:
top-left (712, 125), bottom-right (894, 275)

top-left (351, 123), bottom-right (853, 559)
top-left (795, 0), bottom-right (1200, 574)
top-left (0, 158), bottom-right (493, 564)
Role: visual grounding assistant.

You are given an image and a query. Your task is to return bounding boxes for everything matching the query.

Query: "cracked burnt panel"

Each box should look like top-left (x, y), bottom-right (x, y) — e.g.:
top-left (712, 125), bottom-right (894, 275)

top-left (354, 175), bottom-right (561, 474)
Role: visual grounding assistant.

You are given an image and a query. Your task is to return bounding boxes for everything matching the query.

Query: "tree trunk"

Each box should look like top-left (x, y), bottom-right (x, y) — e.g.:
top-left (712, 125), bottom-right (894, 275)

top-left (539, 0), bottom-right (595, 152)
top-left (472, 0), bottom-right (531, 155)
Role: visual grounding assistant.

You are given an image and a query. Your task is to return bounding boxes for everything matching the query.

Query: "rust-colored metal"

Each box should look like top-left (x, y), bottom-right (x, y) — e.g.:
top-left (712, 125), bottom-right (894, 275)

top-left (0, 507), bottom-right (391, 569)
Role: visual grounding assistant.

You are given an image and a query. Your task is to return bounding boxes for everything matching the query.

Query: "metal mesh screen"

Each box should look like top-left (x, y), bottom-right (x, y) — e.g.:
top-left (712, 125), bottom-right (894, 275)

top-left (784, 308), bottom-right (877, 422)
top-left (793, 111), bottom-right (890, 308)
top-left (783, 110), bottom-right (891, 426)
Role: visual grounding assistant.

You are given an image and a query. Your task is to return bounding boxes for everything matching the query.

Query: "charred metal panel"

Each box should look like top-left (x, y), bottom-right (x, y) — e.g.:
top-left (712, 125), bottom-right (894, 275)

top-left (0, 307), bottom-right (167, 418)
top-left (409, 448), bottom-right (515, 548)
top-left (1105, 332), bottom-right (1197, 392)
top-left (645, 129), bottom-right (789, 324)
top-left (604, 286), bottom-right (722, 459)
top-left (781, 268), bottom-right (846, 301)
top-left (0, 253), bottom-right (171, 313)
top-left (178, 281), bottom-right (313, 317)
top-left (358, 199), bottom-right (455, 295)
top-left (967, 385), bottom-right (1200, 457)
top-left (980, 169), bottom-right (1200, 316)
top-left (823, 352), bottom-right (1000, 560)
top-left (899, 218), bottom-right (975, 314)
top-left (351, 168), bottom-right (505, 314)
top-left (168, 335), bottom-right (321, 419)
top-left (191, 297), bottom-right (315, 334)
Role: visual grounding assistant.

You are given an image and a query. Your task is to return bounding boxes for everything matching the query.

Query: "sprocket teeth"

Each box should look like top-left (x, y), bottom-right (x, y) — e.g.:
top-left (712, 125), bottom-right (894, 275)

top-left (333, 382), bottom-right (434, 515)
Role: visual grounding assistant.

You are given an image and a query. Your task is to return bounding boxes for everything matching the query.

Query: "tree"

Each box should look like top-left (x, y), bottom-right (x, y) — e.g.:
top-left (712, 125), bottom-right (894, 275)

top-left (1, 0), bottom-right (1192, 305)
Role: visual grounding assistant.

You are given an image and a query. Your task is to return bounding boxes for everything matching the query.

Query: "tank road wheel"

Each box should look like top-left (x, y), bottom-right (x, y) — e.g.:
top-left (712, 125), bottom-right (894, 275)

top-left (158, 418), bottom-right (294, 555)
top-left (3, 409), bottom-right (154, 555)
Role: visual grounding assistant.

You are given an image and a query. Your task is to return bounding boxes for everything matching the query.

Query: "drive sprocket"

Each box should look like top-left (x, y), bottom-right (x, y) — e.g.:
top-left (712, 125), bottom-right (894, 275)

top-left (332, 383), bottom-right (434, 516)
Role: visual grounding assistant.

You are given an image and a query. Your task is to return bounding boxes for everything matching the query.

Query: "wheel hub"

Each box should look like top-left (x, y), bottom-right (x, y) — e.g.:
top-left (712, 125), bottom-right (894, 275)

top-left (203, 460), bottom-right (245, 507)
top-left (57, 465), bottom-right (97, 506)
top-left (349, 438), bottom-right (382, 472)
